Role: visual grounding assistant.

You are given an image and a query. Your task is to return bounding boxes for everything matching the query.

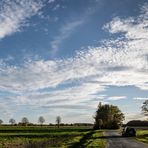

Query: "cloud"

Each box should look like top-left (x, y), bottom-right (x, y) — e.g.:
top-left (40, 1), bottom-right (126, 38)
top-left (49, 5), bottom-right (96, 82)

top-left (133, 97), bottom-right (148, 100)
top-left (0, 2), bottom-right (148, 101)
top-left (0, 0), bottom-right (44, 39)
top-left (50, 1), bottom-right (104, 55)
top-left (125, 113), bottom-right (147, 123)
top-left (52, 4), bottom-right (60, 11)
top-left (103, 3), bottom-right (148, 40)
top-left (48, 0), bottom-right (55, 4)
top-left (50, 19), bottom-right (84, 54)
top-left (7, 82), bottom-right (105, 109)
top-left (108, 96), bottom-right (126, 101)
top-left (0, 2), bottom-right (148, 122)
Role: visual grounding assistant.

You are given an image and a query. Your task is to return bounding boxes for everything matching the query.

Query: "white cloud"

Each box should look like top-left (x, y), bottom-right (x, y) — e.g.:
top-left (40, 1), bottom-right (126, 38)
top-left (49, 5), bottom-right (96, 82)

top-left (104, 3), bottom-right (148, 40)
top-left (50, 1), bottom-right (102, 55)
top-left (52, 4), bottom-right (60, 11)
top-left (0, 0), bottom-right (44, 39)
top-left (0, 2), bottom-right (148, 122)
top-left (133, 97), bottom-right (148, 100)
top-left (8, 82), bottom-right (105, 108)
top-left (0, 2), bottom-right (148, 101)
top-left (125, 112), bottom-right (147, 123)
top-left (108, 96), bottom-right (126, 101)
top-left (48, 0), bottom-right (55, 4)
top-left (50, 19), bottom-right (84, 54)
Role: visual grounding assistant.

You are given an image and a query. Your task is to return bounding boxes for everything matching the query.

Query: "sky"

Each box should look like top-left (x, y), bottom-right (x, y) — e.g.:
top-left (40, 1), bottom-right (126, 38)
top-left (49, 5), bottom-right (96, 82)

top-left (0, 0), bottom-right (148, 124)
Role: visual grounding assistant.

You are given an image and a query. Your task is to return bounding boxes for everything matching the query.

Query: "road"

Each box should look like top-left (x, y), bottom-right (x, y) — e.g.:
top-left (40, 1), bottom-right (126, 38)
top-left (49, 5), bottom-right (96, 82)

top-left (104, 130), bottom-right (148, 148)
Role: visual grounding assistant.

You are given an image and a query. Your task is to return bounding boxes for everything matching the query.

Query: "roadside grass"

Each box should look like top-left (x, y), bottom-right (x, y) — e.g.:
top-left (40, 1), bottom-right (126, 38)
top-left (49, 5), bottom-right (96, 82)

top-left (0, 126), bottom-right (106, 148)
top-left (136, 129), bottom-right (148, 144)
top-left (83, 130), bottom-right (106, 148)
top-left (63, 130), bottom-right (106, 148)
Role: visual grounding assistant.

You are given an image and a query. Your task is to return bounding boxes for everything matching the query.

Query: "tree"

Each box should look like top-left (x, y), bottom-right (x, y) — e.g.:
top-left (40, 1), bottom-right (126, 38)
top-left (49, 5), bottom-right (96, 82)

top-left (126, 120), bottom-right (148, 126)
top-left (0, 119), bottom-right (3, 125)
top-left (94, 119), bottom-right (103, 129)
top-left (9, 118), bottom-right (16, 125)
top-left (21, 117), bottom-right (29, 126)
top-left (56, 116), bottom-right (61, 128)
top-left (94, 102), bottom-right (124, 129)
top-left (142, 100), bottom-right (148, 116)
top-left (38, 116), bottom-right (45, 125)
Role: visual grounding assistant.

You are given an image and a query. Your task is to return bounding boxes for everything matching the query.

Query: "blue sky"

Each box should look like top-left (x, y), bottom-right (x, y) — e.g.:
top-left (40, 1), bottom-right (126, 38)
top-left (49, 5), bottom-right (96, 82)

top-left (0, 0), bottom-right (148, 124)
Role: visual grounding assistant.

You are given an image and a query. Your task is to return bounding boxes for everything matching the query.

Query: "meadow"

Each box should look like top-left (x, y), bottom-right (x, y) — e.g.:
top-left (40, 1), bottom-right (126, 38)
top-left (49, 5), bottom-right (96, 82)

top-left (0, 126), bottom-right (106, 148)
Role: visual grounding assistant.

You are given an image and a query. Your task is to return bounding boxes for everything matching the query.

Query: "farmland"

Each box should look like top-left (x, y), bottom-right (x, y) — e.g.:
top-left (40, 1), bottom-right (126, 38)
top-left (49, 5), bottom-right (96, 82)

top-left (0, 126), bottom-right (106, 148)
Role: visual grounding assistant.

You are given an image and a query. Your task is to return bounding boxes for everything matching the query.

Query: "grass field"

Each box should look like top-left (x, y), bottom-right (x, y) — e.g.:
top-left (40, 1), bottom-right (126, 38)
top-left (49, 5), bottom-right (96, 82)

top-left (0, 126), bottom-right (106, 148)
top-left (136, 129), bottom-right (148, 144)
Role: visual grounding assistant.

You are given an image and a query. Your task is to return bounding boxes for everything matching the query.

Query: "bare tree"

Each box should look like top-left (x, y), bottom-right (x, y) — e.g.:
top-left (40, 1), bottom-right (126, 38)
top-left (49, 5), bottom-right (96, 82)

top-left (38, 116), bottom-right (45, 125)
top-left (0, 119), bottom-right (3, 125)
top-left (9, 118), bottom-right (16, 125)
top-left (56, 116), bottom-right (61, 128)
top-left (22, 117), bottom-right (29, 126)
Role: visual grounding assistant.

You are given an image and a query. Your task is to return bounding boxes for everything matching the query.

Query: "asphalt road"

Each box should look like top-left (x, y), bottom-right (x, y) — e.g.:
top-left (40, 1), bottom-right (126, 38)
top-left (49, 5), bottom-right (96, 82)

top-left (104, 131), bottom-right (148, 148)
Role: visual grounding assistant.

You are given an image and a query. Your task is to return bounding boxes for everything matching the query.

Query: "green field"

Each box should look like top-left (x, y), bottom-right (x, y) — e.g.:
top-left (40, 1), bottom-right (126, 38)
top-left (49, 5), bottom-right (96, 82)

top-left (0, 126), bottom-right (106, 148)
top-left (136, 129), bottom-right (148, 144)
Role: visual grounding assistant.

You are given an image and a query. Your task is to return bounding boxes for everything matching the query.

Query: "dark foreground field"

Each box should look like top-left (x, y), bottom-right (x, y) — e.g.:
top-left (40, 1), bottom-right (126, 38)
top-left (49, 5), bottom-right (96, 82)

top-left (0, 126), bottom-right (106, 148)
top-left (0, 126), bottom-right (147, 148)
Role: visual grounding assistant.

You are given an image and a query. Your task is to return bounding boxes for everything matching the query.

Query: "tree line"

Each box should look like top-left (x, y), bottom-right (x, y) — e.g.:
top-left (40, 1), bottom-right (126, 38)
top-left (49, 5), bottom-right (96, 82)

top-left (126, 120), bottom-right (148, 127)
top-left (0, 100), bottom-right (147, 129)
top-left (0, 116), bottom-right (62, 128)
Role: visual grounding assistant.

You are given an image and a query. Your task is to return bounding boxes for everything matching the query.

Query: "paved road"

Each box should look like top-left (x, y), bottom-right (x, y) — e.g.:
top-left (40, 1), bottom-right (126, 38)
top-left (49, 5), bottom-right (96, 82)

top-left (104, 131), bottom-right (148, 148)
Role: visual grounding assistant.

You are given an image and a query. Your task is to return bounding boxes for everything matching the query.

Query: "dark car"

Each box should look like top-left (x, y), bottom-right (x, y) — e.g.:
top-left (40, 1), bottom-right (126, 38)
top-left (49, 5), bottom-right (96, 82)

top-left (122, 126), bottom-right (136, 137)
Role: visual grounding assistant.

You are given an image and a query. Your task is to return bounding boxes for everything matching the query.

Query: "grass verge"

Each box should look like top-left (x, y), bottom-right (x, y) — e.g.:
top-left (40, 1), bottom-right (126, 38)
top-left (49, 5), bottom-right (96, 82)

top-left (136, 129), bottom-right (148, 144)
top-left (63, 130), bottom-right (106, 148)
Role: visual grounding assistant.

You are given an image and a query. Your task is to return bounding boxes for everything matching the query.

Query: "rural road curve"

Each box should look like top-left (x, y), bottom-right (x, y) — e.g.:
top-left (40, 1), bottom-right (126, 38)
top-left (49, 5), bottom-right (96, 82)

top-left (104, 130), bottom-right (148, 148)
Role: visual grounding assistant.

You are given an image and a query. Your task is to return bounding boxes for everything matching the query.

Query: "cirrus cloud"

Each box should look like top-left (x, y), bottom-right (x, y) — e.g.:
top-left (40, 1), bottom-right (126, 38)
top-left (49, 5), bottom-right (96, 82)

top-left (0, 0), bottom-right (44, 39)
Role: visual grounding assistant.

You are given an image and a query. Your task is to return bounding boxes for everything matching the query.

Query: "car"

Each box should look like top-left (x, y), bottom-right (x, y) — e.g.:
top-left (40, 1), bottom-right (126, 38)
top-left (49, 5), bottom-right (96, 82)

top-left (122, 126), bottom-right (136, 137)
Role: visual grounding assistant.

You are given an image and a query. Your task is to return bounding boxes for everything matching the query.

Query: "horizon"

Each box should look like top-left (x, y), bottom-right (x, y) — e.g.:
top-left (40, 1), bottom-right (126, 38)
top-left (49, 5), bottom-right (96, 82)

top-left (0, 0), bottom-right (148, 124)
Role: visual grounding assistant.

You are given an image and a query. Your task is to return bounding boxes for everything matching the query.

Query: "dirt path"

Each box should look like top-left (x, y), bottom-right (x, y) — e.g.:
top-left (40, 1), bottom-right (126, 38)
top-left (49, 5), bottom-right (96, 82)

top-left (104, 130), bottom-right (148, 148)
